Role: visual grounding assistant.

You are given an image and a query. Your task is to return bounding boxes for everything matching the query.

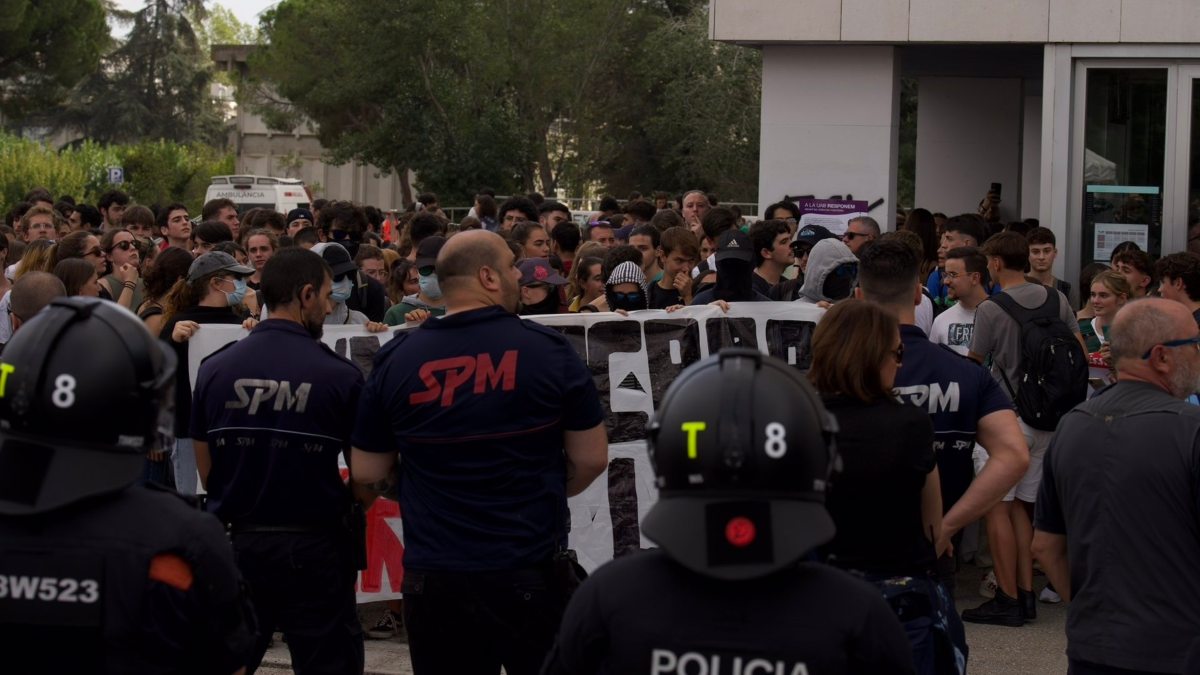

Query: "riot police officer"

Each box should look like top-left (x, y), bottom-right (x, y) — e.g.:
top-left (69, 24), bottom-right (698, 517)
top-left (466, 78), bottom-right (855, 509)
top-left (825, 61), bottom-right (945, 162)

top-left (0, 298), bottom-right (256, 674)
top-left (542, 349), bottom-right (916, 675)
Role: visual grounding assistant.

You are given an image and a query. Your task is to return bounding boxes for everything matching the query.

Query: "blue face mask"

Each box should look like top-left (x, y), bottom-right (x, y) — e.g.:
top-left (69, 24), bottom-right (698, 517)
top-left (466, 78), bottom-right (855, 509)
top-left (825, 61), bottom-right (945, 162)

top-left (418, 272), bottom-right (442, 300)
top-left (224, 278), bottom-right (248, 306)
top-left (331, 277), bottom-right (353, 303)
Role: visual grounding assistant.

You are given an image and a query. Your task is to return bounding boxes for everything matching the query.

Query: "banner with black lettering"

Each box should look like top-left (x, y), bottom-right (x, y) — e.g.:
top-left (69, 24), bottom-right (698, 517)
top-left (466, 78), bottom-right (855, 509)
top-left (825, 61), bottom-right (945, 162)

top-left (188, 303), bottom-right (825, 602)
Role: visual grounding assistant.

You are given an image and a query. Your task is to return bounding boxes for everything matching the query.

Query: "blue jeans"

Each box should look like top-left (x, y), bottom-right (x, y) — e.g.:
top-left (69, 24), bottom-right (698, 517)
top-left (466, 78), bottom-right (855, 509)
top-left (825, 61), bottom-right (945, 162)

top-left (172, 438), bottom-right (198, 495)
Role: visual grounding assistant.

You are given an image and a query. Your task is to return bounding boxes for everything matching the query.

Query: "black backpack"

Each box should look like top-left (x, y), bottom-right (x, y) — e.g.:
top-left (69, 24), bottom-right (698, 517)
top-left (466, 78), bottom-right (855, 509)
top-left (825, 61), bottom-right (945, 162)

top-left (990, 289), bottom-right (1088, 431)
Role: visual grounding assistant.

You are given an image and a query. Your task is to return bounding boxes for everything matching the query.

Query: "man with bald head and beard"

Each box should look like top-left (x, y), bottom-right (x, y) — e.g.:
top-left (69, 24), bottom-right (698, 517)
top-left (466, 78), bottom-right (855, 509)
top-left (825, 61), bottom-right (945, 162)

top-left (1033, 298), bottom-right (1200, 675)
top-left (349, 230), bottom-right (609, 675)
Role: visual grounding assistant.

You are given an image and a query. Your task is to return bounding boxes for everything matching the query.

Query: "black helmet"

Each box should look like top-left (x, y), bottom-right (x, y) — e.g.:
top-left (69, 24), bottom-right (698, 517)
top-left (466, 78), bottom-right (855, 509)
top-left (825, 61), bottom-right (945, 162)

top-left (0, 298), bottom-right (176, 516)
top-left (643, 348), bottom-right (839, 581)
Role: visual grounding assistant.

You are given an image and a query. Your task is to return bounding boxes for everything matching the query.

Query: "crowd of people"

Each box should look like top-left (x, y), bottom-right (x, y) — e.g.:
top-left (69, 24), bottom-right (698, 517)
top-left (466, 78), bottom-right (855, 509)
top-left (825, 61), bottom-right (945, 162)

top-left (3, 181), bottom-right (1200, 675)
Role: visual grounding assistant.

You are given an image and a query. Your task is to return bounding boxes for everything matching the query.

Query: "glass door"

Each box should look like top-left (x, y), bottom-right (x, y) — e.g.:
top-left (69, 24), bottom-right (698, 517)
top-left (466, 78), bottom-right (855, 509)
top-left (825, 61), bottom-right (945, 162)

top-left (1079, 68), bottom-right (1168, 266)
top-left (1174, 66), bottom-right (1200, 255)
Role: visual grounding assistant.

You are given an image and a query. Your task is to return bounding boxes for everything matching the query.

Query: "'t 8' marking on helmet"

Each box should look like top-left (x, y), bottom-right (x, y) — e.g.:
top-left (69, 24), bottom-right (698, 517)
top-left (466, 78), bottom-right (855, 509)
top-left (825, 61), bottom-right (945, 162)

top-left (680, 421), bottom-right (788, 459)
top-left (764, 422), bottom-right (787, 458)
top-left (52, 375), bottom-right (77, 409)
top-left (0, 363), bottom-right (13, 398)
top-left (680, 422), bottom-right (706, 459)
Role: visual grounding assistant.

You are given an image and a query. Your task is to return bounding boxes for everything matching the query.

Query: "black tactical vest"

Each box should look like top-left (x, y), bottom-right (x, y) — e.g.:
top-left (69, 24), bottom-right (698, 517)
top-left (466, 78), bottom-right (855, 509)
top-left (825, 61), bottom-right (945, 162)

top-left (0, 483), bottom-right (256, 674)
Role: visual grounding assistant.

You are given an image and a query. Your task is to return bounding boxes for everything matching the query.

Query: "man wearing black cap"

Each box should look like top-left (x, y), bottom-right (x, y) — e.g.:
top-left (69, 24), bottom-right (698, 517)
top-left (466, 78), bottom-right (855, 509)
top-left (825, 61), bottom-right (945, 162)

top-left (690, 230), bottom-right (771, 306)
top-left (312, 243), bottom-right (388, 330)
top-left (192, 248), bottom-right (367, 674)
top-left (543, 350), bottom-right (914, 675)
top-left (287, 208), bottom-right (314, 237)
top-left (518, 257), bottom-right (569, 315)
top-left (770, 224), bottom-right (839, 301)
top-left (384, 236), bottom-right (447, 325)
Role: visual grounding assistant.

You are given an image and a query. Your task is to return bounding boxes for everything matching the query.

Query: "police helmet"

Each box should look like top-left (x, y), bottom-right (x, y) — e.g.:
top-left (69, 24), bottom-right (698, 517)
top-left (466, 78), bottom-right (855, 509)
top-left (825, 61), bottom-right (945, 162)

top-left (643, 348), bottom-right (839, 581)
top-left (0, 298), bottom-right (176, 515)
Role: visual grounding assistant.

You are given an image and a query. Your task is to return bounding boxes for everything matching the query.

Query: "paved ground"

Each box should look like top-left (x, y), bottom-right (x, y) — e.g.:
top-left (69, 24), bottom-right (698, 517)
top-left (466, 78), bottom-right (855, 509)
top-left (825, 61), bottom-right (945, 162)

top-left (259, 561), bottom-right (1067, 674)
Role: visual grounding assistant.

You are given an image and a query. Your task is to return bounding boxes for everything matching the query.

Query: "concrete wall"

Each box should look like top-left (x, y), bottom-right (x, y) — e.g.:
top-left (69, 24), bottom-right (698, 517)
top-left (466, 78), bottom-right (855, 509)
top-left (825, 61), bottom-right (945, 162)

top-left (712, 0), bottom-right (1200, 44)
top-left (758, 46), bottom-right (899, 229)
top-left (914, 77), bottom-right (1022, 220)
top-left (1021, 94), bottom-right (1043, 220)
top-left (230, 111), bottom-right (411, 210)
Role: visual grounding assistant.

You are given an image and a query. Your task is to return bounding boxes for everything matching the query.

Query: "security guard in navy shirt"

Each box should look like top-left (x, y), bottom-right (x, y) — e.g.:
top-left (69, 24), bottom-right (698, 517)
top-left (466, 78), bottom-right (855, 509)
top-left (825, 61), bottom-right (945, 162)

top-left (0, 298), bottom-right (256, 674)
top-left (351, 229), bottom-right (609, 675)
top-left (542, 350), bottom-right (915, 675)
top-left (191, 248), bottom-right (366, 674)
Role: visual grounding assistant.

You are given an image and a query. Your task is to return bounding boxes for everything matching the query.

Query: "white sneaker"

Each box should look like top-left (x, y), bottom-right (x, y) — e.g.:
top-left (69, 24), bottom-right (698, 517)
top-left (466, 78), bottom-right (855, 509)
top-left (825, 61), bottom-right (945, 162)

top-left (1039, 584), bottom-right (1062, 604)
top-left (366, 611), bottom-right (398, 639)
top-left (979, 570), bottom-right (997, 599)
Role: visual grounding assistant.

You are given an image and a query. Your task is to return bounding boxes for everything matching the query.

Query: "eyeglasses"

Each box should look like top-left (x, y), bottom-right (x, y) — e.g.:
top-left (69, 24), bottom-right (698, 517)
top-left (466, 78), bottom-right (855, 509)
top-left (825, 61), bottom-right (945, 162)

top-left (108, 240), bottom-right (136, 252)
top-left (892, 343), bottom-right (905, 365)
top-left (842, 231), bottom-right (871, 241)
top-left (611, 291), bottom-right (643, 304)
top-left (1142, 336), bottom-right (1200, 360)
top-left (83, 247), bottom-right (104, 258)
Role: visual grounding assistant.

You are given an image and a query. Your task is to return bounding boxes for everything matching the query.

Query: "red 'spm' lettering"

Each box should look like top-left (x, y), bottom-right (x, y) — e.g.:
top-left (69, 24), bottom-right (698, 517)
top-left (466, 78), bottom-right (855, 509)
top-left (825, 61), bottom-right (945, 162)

top-left (474, 351), bottom-right (518, 394)
top-left (409, 351), bottom-right (519, 407)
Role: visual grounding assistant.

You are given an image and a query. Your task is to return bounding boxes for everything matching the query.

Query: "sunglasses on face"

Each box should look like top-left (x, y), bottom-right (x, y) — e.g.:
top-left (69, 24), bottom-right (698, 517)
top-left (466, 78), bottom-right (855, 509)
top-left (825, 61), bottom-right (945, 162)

top-left (108, 240), bottom-right (136, 252)
top-left (611, 291), bottom-right (642, 304)
top-left (84, 247), bottom-right (104, 258)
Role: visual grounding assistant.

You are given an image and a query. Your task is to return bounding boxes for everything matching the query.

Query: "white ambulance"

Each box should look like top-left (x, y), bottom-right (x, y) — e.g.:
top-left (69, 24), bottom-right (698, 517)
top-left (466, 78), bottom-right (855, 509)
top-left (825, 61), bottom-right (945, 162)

top-left (204, 175), bottom-right (310, 215)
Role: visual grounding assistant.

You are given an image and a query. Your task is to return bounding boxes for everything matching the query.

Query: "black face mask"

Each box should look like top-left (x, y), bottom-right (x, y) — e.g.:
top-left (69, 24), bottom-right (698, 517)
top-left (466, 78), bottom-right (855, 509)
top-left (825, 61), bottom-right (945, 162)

top-left (714, 258), bottom-right (754, 302)
top-left (822, 262), bottom-right (858, 301)
top-left (519, 292), bottom-right (560, 316)
top-left (609, 290), bottom-right (646, 312)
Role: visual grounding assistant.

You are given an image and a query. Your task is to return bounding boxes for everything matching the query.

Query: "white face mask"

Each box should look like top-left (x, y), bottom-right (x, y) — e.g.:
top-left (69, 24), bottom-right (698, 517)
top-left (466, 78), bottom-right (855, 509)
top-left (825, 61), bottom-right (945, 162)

top-left (330, 278), bottom-right (353, 303)
top-left (418, 272), bottom-right (442, 300)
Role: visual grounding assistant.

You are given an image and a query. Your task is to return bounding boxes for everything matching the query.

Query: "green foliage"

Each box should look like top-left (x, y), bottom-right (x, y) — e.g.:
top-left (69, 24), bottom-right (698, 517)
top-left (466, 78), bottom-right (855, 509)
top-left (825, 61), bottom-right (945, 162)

top-left (251, 0), bottom-right (760, 203)
top-left (56, 0), bottom-right (224, 145)
top-left (197, 4), bottom-right (259, 47)
top-left (569, 8), bottom-right (761, 202)
top-left (0, 133), bottom-right (232, 213)
top-left (0, 0), bottom-right (110, 119)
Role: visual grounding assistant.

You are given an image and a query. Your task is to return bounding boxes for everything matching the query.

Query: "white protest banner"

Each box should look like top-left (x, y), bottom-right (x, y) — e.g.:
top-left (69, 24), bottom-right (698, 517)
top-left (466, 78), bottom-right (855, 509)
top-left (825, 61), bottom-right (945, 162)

top-left (188, 302), bottom-right (826, 601)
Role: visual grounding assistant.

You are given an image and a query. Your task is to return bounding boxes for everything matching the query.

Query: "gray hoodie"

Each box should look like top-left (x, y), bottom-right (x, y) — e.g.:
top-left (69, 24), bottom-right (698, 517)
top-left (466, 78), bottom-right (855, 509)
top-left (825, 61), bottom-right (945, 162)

top-left (797, 239), bottom-right (858, 304)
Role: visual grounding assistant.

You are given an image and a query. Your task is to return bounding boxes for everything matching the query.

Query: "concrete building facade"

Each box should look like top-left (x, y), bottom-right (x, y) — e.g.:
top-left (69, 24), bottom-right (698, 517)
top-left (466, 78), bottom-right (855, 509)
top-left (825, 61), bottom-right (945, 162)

top-left (211, 45), bottom-right (413, 211)
top-left (713, 0), bottom-right (1200, 294)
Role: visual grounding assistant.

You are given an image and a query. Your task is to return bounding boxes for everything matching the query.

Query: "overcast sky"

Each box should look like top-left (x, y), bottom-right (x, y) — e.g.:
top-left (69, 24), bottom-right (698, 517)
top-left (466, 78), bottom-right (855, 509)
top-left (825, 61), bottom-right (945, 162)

top-left (112, 1), bottom-right (277, 30)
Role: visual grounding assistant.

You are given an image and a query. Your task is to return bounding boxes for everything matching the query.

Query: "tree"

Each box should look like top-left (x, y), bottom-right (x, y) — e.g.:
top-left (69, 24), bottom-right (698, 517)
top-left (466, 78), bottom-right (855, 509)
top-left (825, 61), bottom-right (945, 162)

top-left (0, 0), bottom-right (110, 120)
top-left (251, 0), bottom-right (759, 203)
top-left (56, 0), bottom-right (224, 145)
top-left (568, 7), bottom-right (761, 202)
top-left (196, 4), bottom-right (259, 48)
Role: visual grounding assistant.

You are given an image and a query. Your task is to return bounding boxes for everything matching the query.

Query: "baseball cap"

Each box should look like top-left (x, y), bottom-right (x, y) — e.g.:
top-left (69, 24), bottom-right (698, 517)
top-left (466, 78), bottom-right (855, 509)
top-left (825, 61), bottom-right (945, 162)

top-left (287, 208), bottom-right (314, 225)
top-left (792, 224), bottom-right (838, 247)
top-left (518, 257), bottom-right (568, 287)
top-left (414, 236), bottom-right (446, 270)
top-left (313, 243), bottom-right (357, 279)
top-left (187, 251), bottom-right (254, 283)
top-left (715, 229), bottom-right (753, 263)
